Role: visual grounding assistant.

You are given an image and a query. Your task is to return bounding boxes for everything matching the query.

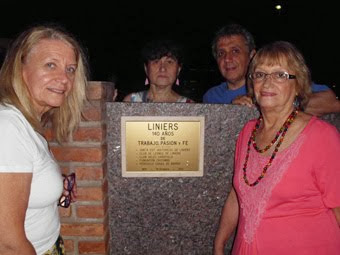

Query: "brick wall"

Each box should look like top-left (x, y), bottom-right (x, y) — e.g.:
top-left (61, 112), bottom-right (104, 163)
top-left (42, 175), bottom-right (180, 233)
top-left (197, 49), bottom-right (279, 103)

top-left (46, 81), bottom-right (114, 255)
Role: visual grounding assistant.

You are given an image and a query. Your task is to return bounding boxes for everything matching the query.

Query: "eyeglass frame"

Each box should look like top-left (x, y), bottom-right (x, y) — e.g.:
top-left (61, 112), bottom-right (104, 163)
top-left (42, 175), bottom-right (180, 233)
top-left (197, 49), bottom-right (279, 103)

top-left (249, 71), bottom-right (296, 83)
top-left (58, 173), bottom-right (76, 208)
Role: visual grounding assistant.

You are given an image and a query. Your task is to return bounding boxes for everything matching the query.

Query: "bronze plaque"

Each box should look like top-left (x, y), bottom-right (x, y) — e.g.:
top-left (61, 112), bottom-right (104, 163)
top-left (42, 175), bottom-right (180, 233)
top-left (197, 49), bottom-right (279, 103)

top-left (121, 116), bottom-right (204, 177)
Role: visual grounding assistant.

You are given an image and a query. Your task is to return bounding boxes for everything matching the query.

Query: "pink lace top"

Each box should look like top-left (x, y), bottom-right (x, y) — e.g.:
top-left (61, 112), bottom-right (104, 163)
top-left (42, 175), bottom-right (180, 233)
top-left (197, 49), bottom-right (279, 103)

top-left (232, 116), bottom-right (340, 254)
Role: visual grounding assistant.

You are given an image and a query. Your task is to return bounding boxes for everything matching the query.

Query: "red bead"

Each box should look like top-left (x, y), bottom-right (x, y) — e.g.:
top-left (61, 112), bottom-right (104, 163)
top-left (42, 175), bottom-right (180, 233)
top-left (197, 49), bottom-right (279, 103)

top-left (243, 109), bottom-right (298, 187)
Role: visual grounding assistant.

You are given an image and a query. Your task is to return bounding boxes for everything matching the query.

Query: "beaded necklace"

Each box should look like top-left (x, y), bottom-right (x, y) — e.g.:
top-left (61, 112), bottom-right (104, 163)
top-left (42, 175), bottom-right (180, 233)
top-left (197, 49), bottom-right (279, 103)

top-left (252, 120), bottom-right (286, 153)
top-left (243, 109), bottom-right (298, 187)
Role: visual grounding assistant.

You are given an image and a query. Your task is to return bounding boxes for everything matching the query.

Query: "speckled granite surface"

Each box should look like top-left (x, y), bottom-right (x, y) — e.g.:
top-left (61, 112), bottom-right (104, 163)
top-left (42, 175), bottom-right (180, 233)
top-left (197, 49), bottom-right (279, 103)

top-left (106, 102), bottom-right (339, 255)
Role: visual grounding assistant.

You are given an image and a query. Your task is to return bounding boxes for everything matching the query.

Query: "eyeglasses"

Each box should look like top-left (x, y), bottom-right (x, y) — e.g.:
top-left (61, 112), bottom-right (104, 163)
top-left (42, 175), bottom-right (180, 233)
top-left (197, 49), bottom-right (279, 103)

top-left (58, 173), bottom-right (76, 208)
top-left (249, 71), bottom-right (296, 83)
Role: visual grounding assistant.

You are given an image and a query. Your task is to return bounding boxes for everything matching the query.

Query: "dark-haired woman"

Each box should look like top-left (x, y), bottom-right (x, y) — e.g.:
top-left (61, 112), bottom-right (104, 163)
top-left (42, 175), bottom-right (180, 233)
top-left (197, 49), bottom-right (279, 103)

top-left (124, 39), bottom-right (194, 103)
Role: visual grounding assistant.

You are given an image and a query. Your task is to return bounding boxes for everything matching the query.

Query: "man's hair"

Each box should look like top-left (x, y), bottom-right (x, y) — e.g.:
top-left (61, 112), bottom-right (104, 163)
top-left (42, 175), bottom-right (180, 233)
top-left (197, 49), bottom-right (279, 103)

top-left (212, 23), bottom-right (256, 59)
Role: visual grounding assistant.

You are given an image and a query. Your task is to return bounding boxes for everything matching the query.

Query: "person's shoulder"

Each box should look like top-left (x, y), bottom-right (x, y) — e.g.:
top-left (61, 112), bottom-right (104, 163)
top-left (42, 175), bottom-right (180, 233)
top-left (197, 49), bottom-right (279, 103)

top-left (205, 82), bottom-right (226, 93)
top-left (203, 82), bottom-right (226, 102)
top-left (236, 119), bottom-right (257, 143)
top-left (305, 116), bottom-right (339, 139)
top-left (311, 82), bottom-right (330, 92)
top-left (244, 118), bottom-right (257, 128)
top-left (178, 96), bottom-right (194, 103)
top-left (0, 104), bottom-right (32, 138)
top-left (0, 104), bottom-right (25, 124)
top-left (185, 97), bottom-right (195, 103)
top-left (311, 116), bottom-right (338, 130)
top-left (304, 117), bottom-right (340, 156)
top-left (123, 90), bottom-right (146, 102)
top-left (240, 118), bottom-right (257, 134)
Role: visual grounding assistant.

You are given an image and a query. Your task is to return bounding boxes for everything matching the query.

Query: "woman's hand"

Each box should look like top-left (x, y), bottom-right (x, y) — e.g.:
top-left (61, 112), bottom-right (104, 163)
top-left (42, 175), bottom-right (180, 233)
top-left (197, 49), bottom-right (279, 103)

top-left (232, 95), bottom-right (254, 108)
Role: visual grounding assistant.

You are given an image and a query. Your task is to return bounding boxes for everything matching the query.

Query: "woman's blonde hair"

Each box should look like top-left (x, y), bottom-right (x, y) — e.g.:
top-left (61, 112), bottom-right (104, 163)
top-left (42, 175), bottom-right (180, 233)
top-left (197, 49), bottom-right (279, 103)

top-left (248, 41), bottom-right (312, 109)
top-left (0, 25), bottom-right (89, 143)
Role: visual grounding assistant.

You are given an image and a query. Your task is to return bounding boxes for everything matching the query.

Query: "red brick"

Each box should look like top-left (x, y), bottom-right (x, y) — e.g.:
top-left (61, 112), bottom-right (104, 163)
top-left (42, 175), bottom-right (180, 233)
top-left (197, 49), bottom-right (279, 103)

top-left (51, 146), bottom-right (105, 162)
top-left (86, 82), bottom-right (105, 100)
top-left (59, 206), bottom-right (72, 217)
top-left (75, 166), bottom-right (104, 181)
top-left (61, 223), bottom-right (105, 236)
top-left (86, 81), bottom-right (115, 101)
top-left (73, 126), bottom-right (104, 142)
top-left (77, 205), bottom-right (105, 218)
top-left (79, 240), bottom-right (106, 254)
top-left (63, 239), bottom-right (74, 253)
top-left (48, 83), bottom-right (110, 255)
top-left (60, 166), bottom-right (70, 175)
top-left (82, 101), bottom-right (102, 121)
top-left (77, 187), bottom-right (103, 201)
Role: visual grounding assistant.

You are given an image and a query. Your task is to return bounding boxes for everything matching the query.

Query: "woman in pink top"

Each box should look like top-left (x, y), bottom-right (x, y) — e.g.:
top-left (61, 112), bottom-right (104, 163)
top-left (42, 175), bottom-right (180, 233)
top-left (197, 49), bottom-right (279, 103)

top-left (214, 41), bottom-right (340, 254)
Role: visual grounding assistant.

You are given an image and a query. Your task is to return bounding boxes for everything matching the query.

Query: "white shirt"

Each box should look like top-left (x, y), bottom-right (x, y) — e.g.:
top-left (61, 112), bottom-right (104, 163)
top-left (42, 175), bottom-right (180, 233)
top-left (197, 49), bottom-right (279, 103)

top-left (0, 104), bottom-right (63, 255)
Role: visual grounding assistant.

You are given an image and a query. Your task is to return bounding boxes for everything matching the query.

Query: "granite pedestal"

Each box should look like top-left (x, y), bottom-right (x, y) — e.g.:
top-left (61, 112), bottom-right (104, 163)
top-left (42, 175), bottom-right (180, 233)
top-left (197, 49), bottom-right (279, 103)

top-left (106, 102), bottom-right (339, 255)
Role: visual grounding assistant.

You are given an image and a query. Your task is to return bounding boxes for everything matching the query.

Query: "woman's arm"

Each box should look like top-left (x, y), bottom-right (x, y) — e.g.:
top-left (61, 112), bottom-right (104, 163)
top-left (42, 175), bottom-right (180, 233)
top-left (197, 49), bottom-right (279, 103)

top-left (214, 188), bottom-right (239, 255)
top-left (0, 173), bottom-right (36, 255)
top-left (332, 207), bottom-right (340, 227)
top-left (304, 90), bottom-right (340, 116)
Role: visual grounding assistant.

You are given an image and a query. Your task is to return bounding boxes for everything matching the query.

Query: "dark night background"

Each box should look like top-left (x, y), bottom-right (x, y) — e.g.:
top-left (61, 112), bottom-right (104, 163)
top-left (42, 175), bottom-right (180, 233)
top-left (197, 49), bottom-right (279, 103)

top-left (0, 1), bottom-right (338, 102)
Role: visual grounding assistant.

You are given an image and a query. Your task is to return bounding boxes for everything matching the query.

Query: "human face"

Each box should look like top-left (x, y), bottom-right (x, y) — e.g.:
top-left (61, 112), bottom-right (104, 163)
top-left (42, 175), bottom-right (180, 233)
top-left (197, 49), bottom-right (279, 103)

top-left (253, 63), bottom-right (297, 112)
top-left (22, 39), bottom-right (77, 117)
top-left (145, 56), bottom-right (181, 87)
top-left (216, 35), bottom-right (254, 89)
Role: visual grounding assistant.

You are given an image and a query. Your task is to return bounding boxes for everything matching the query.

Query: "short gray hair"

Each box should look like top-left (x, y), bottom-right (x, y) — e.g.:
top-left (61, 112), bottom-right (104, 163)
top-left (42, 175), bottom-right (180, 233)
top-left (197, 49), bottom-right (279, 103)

top-left (212, 23), bottom-right (256, 59)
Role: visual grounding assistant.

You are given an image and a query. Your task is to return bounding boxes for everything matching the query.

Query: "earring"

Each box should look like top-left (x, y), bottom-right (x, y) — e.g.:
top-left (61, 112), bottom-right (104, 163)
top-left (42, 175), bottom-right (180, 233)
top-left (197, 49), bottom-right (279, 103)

top-left (293, 95), bottom-right (300, 109)
top-left (176, 78), bottom-right (180, 86)
top-left (145, 78), bottom-right (149, 85)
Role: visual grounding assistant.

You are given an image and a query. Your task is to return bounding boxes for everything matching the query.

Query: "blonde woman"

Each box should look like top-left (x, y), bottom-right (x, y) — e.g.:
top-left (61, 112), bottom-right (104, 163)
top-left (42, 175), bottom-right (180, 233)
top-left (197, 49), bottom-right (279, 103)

top-left (0, 25), bottom-right (88, 255)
